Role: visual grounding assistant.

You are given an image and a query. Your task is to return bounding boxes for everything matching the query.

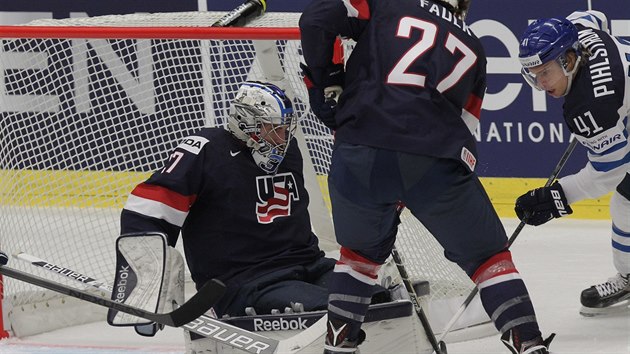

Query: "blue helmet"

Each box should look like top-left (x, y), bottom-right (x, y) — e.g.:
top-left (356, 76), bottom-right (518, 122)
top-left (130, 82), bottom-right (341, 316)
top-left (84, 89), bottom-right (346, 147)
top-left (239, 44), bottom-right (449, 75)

top-left (518, 18), bottom-right (580, 69)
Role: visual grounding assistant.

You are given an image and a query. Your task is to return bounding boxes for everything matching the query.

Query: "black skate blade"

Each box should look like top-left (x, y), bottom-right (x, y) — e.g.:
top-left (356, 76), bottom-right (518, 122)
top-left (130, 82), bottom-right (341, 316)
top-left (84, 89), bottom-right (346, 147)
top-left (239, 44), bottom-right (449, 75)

top-left (579, 299), bottom-right (630, 317)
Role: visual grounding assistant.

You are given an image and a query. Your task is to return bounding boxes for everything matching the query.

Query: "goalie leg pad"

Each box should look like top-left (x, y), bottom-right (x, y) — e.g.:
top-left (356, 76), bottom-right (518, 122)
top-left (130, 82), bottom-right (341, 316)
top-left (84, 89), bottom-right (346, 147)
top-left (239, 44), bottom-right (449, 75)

top-left (185, 327), bottom-right (219, 354)
top-left (107, 232), bottom-right (185, 332)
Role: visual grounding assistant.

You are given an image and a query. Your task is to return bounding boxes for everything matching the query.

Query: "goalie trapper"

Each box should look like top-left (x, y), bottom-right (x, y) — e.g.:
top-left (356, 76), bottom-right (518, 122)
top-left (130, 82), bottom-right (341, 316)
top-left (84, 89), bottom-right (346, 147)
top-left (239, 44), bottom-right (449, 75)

top-left (580, 273), bottom-right (630, 316)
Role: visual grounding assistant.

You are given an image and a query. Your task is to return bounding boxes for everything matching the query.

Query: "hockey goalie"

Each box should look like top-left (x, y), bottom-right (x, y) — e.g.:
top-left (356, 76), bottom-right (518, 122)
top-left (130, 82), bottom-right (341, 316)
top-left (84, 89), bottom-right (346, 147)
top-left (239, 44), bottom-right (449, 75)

top-left (109, 80), bottom-right (449, 353)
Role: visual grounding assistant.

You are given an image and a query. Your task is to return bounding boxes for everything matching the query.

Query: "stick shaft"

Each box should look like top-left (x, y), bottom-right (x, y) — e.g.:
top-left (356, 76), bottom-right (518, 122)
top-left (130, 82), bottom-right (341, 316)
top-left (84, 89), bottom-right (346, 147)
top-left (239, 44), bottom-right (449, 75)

top-left (435, 139), bottom-right (579, 346)
top-left (391, 246), bottom-right (445, 354)
top-left (0, 265), bottom-right (224, 327)
top-left (15, 252), bottom-right (113, 293)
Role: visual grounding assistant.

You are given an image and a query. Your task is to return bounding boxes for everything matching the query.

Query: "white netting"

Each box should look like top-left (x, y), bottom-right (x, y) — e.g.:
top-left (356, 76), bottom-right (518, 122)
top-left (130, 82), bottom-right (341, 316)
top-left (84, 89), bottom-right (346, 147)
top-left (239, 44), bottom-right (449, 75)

top-left (0, 11), bottom-right (479, 337)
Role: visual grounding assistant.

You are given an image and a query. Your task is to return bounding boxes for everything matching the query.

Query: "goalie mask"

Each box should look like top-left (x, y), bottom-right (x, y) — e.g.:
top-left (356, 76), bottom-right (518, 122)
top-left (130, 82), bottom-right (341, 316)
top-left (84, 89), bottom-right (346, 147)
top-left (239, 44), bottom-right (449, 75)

top-left (228, 81), bottom-right (297, 174)
top-left (519, 18), bottom-right (582, 97)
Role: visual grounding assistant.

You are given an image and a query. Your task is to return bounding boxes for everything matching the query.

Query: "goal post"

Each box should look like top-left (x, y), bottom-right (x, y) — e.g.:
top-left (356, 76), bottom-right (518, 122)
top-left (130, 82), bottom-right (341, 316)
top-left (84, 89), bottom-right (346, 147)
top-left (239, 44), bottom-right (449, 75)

top-left (0, 11), bottom-right (492, 340)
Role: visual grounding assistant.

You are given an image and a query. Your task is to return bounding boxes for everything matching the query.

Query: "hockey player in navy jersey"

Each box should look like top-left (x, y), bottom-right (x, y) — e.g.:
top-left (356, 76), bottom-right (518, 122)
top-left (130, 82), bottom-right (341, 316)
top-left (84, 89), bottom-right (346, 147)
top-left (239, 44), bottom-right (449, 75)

top-left (300, 0), bottom-right (553, 353)
top-left (118, 81), bottom-right (339, 350)
top-left (516, 11), bottom-right (630, 317)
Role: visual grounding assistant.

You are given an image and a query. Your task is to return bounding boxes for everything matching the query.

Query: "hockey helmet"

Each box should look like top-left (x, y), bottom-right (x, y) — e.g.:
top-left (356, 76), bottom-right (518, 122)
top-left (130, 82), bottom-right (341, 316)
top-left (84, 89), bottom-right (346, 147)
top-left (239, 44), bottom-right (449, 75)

top-left (518, 18), bottom-right (582, 95)
top-left (228, 81), bottom-right (296, 174)
top-left (438, 0), bottom-right (470, 20)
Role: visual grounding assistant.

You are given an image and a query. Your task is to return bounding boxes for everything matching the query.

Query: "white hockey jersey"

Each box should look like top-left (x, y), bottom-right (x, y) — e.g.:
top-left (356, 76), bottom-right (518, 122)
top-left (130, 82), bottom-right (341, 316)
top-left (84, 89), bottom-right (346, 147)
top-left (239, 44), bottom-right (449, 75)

top-left (558, 11), bottom-right (630, 204)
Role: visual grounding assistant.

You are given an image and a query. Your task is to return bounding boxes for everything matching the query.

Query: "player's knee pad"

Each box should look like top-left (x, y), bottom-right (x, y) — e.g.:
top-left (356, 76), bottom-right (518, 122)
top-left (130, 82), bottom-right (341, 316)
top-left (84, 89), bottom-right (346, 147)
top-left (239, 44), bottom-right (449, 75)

top-left (611, 191), bottom-right (630, 230)
top-left (613, 173), bottom-right (630, 231)
top-left (616, 173), bottom-right (630, 201)
top-left (610, 190), bottom-right (630, 274)
top-left (470, 251), bottom-right (520, 288)
top-left (336, 247), bottom-right (382, 285)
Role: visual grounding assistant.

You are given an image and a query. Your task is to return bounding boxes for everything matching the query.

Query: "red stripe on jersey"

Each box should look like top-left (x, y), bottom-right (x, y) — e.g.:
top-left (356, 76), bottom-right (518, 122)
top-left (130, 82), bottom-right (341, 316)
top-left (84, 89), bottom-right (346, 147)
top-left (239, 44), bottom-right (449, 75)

top-left (130, 183), bottom-right (196, 212)
top-left (349, 0), bottom-right (370, 20)
top-left (337, 247), bottom-right (380, 278)
top-left (471, 250), bottom-right (517, 284)
top-left (464, 93), bottom-right (482, 119)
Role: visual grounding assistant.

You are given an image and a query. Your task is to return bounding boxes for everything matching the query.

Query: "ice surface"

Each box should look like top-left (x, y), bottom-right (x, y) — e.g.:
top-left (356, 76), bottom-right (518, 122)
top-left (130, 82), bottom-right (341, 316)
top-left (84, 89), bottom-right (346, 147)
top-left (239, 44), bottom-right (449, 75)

top-left (1, 218), bottom-right (629, 353)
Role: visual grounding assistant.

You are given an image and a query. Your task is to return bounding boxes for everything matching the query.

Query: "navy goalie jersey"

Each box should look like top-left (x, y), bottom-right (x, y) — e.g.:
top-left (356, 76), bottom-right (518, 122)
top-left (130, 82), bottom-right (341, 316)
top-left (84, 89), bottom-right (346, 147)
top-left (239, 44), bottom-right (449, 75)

top-left (300, 0), bottom-right (486, 170)
top-left (120, 128), bottom-right (323, 297)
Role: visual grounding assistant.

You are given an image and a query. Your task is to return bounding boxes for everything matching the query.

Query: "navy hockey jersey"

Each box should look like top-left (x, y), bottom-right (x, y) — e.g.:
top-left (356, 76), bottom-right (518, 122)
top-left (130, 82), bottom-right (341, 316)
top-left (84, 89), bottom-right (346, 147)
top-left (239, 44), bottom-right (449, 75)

top-left (120, 128), bottom-right (323, 302)
top-left (558, 11), bottom-right (630, 203)
top-left (300, 0), bottom-right (486, 170)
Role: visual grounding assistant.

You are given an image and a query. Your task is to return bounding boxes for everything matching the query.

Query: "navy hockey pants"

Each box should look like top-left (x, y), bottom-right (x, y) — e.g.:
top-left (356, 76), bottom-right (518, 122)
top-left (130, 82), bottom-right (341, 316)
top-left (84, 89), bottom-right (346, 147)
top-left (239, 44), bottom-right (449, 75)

top-left (328, 142), bottom-right (508, 274)
top-left (221, 256), bottom-right (335, 316)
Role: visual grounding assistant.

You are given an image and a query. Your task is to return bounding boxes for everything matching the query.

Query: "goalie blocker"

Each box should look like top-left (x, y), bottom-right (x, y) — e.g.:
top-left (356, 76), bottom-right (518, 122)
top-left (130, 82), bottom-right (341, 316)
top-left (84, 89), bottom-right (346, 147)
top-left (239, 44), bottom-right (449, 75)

top-left (108, 232), bottom-right (186, 336)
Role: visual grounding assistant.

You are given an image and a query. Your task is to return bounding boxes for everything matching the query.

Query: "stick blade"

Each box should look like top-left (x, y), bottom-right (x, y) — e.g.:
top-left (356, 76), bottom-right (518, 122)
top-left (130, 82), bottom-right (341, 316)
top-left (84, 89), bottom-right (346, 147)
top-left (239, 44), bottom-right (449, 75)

top-left (168, 279), bottom-right (226, 326)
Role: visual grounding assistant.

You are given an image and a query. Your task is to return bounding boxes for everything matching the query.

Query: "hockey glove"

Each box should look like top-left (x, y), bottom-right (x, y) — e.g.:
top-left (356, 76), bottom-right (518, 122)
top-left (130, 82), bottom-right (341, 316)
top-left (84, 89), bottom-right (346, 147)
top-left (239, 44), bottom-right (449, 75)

top-left (301, 63), bottom-right (344, 130)
top-left (514, 182), bottom-right (573, 226)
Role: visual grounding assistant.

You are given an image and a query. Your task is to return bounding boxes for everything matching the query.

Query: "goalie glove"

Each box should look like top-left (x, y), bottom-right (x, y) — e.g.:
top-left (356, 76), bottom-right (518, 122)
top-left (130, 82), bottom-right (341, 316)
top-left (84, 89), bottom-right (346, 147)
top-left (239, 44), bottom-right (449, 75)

top-left (515, 182), bottom-right (573, 226)
top-left (301, 63), bottom-right (344, 130)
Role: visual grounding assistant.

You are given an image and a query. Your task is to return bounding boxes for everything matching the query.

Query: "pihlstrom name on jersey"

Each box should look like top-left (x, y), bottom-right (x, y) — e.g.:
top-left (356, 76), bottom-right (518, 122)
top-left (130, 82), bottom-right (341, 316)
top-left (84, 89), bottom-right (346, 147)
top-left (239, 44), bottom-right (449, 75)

top-left (579, 28), bottom-right (616, 98)
top-left (417, 0), bottom-right (473, 37)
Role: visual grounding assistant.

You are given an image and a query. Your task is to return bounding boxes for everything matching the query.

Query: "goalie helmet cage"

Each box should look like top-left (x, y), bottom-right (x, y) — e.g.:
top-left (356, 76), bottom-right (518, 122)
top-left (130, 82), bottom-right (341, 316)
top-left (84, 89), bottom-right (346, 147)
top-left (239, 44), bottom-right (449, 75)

top-left (0, 11), bottom-right (491, 340)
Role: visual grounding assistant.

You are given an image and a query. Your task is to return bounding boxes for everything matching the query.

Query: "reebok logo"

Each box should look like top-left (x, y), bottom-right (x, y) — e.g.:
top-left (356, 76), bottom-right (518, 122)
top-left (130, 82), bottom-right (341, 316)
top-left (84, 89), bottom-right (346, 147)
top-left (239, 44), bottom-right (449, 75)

top-left (253, 317), bottom-right (308, 331)
top-left (114, 265), bottom-right (130, 303)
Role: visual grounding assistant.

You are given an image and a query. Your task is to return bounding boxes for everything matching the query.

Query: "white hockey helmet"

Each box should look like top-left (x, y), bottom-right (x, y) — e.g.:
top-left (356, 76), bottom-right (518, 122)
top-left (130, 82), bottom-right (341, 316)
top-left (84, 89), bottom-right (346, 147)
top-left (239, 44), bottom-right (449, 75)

top-left (228, 81), bottom-right (296, 174)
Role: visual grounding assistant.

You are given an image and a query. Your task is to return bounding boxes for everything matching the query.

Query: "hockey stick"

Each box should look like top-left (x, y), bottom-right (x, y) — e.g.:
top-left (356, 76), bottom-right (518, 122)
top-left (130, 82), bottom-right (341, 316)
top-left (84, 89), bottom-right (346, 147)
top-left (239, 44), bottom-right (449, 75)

top-left (15, 252), bottom-right (113, 292)
top-left (0, 262), bottom-right (225, 328)
top-left (433, 138), bottom-right (579, 350)
top-left (392, 204), bottom-right (447, 354)
top-left (392, 245), bottom-right (448, 354)
top-left (212, 0), bottom-right (266, 27)
top-left (8, 251), bottom-right (327, 354)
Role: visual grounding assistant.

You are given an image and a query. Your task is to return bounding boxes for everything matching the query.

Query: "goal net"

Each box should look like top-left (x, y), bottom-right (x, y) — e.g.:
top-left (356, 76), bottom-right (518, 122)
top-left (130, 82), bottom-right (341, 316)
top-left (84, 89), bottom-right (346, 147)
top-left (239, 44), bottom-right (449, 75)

top-left (0, 11), bottom-right (491, 339)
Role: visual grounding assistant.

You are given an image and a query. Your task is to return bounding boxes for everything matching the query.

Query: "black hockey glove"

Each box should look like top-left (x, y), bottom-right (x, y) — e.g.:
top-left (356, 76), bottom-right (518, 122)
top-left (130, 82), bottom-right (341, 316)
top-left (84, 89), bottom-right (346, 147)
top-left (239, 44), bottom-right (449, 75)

top-left (301, 63), bottom-right (344, 130)
top-left (514, 182), bottom-right (573, 226)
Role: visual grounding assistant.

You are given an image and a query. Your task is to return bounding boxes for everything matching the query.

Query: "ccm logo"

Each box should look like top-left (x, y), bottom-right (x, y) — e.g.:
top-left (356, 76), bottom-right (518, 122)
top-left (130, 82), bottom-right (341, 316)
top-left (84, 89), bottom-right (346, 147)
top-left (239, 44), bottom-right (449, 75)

top-left (253, 317), bottom-right (308, 331)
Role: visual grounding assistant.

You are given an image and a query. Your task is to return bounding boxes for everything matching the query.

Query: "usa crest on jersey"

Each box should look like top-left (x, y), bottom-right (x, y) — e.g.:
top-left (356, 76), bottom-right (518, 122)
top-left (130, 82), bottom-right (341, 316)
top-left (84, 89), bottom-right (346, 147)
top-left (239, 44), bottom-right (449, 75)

top-left (255, 172), bottom-right (300, 224)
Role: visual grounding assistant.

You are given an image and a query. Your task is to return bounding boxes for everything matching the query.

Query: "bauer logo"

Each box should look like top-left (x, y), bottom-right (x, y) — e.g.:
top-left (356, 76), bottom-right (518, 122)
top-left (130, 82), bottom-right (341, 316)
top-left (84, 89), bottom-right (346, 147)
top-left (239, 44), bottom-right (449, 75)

top-left (185, 315), bottom-right (273, 354)
top-left (39, 261), bottom-right (91, 283)
top-left (255, 172), bottom-right (300, 224)
top-left (551, 190), bottom-right (569, 216)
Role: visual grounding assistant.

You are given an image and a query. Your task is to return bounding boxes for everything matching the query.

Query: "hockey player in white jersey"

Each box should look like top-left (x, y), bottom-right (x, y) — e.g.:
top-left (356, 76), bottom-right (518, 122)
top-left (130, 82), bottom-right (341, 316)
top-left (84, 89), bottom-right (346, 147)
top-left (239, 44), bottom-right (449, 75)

top-left (516, 10), bottom-right (630, 316)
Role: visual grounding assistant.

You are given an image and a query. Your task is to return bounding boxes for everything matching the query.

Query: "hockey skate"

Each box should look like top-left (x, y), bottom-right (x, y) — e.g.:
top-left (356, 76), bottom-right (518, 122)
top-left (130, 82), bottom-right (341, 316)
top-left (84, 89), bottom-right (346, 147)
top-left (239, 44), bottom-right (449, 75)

top-left (580, 273), bottom-right (630, 317)
top-left (323, 318), bottom-right (365, 354)
top-left (500, 330), bottom-right (555, 354)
